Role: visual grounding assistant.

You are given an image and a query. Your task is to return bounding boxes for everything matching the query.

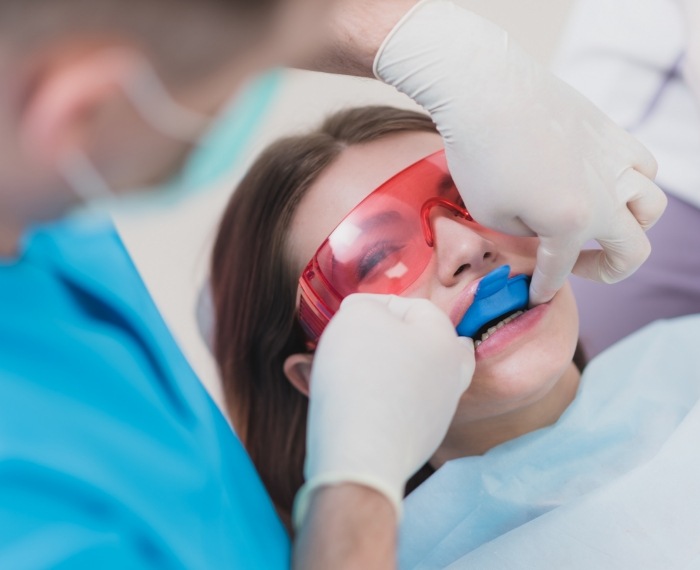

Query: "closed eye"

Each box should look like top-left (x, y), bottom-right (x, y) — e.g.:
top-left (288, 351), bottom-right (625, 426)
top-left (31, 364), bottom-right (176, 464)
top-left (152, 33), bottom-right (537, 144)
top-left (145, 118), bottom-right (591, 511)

top-left (357, 242), bottom-right (406, 281)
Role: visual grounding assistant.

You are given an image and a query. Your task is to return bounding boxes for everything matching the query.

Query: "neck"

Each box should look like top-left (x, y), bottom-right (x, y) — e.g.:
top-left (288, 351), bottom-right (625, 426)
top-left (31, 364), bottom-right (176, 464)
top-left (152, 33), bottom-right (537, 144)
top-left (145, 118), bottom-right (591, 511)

top-left (430, 363), bottom-right (581, 466)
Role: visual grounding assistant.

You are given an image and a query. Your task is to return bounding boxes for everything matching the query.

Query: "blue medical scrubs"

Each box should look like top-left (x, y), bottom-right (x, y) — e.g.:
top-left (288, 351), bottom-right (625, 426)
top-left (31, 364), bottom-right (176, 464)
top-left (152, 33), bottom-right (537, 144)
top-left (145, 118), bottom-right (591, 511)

top-left (0, 216), bottom-right (290, 569)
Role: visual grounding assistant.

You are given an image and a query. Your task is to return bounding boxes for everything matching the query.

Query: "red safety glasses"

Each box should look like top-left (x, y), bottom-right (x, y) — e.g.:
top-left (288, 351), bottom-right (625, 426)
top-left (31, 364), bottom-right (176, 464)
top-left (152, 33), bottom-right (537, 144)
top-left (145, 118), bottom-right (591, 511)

top-left (298, 149), bottom-right (472, 343)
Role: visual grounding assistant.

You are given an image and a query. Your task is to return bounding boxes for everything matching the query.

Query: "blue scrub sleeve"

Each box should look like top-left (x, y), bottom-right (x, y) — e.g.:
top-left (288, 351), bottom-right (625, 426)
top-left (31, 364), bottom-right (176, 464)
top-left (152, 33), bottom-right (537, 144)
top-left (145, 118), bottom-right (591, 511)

top-left (0, 218), bottom-right (291, 569)
top-left (0, 470), bottom-right (174, 570)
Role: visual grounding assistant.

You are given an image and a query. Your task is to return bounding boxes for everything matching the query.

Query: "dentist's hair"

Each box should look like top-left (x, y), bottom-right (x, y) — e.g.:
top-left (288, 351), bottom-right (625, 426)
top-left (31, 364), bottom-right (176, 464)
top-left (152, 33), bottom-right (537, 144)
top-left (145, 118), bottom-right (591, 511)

top-left (211, 106), bottom-right (440, 529)
top-left (0, 0), bottom-right (283, 81)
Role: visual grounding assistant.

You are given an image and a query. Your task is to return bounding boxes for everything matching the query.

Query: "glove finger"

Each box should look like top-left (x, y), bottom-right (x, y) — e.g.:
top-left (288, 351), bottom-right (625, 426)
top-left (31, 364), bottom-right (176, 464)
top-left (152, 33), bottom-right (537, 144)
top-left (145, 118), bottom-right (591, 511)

top-left (621, 130), bottom-right (658, 179)
top-left (529, 235), bottom-right (581, 305)
top-left (342, 293), bottom-right (452, 329)
top-left (385, 295), bottom-right (453, 329)
top-left (341, 293), bottom-right (419, 320)
top-left (618, 168), bottom-right (668, 231)
top-left (573, 213), bottom-right (651, 283)
top-left (339, 292), bottom-right (392, 310)
top-left (455, 337), bottom-right (476, 391)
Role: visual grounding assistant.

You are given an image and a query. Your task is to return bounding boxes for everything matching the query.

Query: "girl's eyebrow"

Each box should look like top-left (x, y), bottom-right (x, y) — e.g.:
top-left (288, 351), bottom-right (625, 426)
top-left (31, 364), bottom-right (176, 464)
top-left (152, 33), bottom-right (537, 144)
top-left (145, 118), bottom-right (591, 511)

top-left (357, 209), bottom-right (404, 232)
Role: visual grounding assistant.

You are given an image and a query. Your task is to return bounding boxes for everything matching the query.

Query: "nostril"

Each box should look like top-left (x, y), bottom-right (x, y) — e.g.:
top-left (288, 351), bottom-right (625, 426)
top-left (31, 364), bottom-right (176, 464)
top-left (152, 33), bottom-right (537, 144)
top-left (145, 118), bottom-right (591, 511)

top-left (483, 252), bottom-right (493, 260)
top-left (454, 263), bottom-right (471, 277)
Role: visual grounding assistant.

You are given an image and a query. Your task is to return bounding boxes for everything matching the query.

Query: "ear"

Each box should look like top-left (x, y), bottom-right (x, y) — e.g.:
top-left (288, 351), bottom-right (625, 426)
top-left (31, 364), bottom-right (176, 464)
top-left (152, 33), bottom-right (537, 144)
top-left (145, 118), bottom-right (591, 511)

top-left (283, 353), bottom-right (314, 398)
top-left (18, 46), bottom-right (142, 168)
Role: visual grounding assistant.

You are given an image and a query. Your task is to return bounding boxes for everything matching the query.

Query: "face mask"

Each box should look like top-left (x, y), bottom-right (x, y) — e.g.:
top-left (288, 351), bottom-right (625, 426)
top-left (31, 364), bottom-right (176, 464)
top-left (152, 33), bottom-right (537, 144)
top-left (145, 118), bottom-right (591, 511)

top-left (59, 59), bottom-right (280, 211)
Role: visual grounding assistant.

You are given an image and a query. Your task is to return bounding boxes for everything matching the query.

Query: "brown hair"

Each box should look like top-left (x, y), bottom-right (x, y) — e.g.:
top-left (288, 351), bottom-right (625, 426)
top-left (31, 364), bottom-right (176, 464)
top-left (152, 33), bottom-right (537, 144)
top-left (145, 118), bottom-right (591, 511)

top-left (210, 106), bottom-right (439, 528)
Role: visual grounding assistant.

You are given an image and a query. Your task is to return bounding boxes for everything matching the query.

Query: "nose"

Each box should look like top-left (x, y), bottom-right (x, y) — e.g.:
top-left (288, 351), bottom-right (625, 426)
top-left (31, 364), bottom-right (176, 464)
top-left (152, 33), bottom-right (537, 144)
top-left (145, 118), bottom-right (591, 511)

top-left (430, 210), bottom-right (499, 286)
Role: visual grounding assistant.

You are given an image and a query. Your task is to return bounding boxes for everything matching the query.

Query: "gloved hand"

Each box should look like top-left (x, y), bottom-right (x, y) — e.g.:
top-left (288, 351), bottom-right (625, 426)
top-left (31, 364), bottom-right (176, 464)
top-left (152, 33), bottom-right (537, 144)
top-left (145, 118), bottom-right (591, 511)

top-left (292, 294), bottom-right (474, 528)
top-left (375, 0), bottom-right (667, 304)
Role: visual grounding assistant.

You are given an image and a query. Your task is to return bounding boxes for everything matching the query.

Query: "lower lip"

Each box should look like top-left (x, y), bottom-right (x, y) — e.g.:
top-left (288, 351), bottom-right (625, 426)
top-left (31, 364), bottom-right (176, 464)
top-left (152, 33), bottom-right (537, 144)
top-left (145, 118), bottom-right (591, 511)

top-left (474, 303), bottom-right (549, 360)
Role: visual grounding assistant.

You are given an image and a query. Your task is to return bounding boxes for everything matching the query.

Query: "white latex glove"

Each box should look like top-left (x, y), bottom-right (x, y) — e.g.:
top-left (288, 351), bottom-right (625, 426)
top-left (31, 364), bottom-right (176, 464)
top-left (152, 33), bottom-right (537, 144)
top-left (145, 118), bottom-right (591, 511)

top-left (292, 294), bottom-right (474, 528)
top-left (375, 0), bottom-right (667, 304)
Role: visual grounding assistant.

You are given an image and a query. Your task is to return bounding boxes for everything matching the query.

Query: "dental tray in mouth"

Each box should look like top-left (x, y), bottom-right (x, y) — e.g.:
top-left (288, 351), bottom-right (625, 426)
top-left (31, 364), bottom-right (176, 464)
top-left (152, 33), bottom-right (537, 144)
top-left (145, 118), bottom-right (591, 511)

top-left (456, 265), bottom-right (530, 339)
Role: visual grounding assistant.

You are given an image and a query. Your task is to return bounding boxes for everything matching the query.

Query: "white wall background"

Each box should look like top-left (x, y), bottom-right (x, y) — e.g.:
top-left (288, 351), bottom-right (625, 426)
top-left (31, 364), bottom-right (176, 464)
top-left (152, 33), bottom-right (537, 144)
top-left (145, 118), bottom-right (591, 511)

top-left (114, 0), bottom-right (574, 406)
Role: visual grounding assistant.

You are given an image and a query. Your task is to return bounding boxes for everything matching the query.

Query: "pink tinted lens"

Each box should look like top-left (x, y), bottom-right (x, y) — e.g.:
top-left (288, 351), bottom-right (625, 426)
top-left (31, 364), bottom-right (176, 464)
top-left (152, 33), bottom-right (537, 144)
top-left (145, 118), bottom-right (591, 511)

top-left (298, 150), bottom-right (467, 342)
top-left (315, 197), bottom-right (429, 297)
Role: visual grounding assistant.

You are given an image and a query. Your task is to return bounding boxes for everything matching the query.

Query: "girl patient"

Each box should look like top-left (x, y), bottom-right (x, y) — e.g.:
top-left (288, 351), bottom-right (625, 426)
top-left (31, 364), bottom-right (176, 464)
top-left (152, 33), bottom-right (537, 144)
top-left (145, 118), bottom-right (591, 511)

top-left (209, 106), bottom-right (700, 565)
top-left (211, 104), bottom-right (583, 518)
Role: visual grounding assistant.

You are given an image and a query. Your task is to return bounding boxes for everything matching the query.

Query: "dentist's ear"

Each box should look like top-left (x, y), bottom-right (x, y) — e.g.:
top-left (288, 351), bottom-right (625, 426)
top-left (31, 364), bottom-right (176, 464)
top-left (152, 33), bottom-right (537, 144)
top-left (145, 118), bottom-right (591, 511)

top-left (283, 354), bottom-right (314, 397)
top-left (18, 46), bottom-right (142, 167)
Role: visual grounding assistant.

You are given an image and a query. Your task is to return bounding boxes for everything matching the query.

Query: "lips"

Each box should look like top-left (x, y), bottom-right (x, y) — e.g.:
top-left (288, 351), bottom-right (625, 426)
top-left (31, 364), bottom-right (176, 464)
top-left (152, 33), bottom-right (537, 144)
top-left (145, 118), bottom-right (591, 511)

top-left (473, 309), bottom-right (526, 346)
top-left (472, 302), bottom-right (548, 359)
top-left (450, 278), bottom-right (482, 328)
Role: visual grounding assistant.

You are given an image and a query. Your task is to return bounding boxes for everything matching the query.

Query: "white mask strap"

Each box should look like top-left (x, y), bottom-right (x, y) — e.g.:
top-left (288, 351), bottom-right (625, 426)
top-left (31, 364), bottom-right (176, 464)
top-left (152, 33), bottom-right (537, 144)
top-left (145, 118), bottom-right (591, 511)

top-left (121, 58), bottom-right (213, 144)
top-left (58, 52), bottom-right (215, 206)
top-left (59, 148), bottom-right (114, 204)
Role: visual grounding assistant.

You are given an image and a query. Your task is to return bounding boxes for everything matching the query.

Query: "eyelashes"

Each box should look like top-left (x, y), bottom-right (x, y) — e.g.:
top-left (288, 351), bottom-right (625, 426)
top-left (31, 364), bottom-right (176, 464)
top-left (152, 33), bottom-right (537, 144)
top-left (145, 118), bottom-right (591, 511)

top-left (356, 242), bottom-right (407, 281)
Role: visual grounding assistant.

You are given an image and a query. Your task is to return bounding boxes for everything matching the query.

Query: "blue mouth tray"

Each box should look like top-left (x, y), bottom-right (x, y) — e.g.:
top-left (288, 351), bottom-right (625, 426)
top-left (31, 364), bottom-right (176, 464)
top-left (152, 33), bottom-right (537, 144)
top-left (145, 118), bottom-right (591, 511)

top-left (456, 265), bottom-right (530, 338)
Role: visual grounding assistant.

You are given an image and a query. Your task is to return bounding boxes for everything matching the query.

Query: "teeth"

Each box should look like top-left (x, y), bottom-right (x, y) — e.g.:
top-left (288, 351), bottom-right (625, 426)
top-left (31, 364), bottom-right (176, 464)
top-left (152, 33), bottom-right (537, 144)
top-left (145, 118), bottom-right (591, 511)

top-left (476, 310), bottom-right (524, 346)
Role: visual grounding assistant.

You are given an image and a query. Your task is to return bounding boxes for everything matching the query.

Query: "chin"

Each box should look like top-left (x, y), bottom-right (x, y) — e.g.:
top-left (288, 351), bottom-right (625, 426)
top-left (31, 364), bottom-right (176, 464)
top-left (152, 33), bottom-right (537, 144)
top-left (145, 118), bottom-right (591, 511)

top-left (458, 321), bottom-right (579, 420)
top-left (465, 367), bottom-right (572, 420)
